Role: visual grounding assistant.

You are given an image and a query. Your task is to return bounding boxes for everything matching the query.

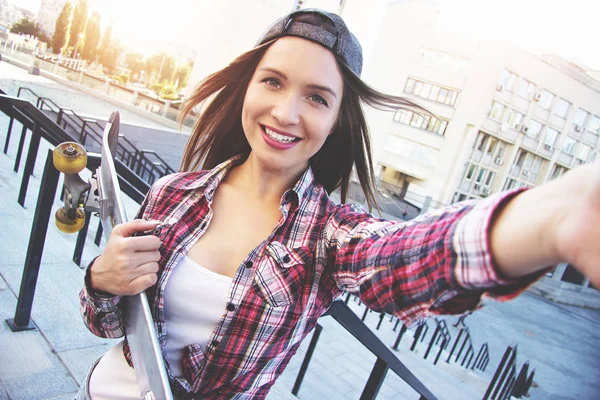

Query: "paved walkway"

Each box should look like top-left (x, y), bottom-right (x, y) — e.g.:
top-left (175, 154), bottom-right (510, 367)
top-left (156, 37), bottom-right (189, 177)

top-left (0, 59), bottom-right (599, 400)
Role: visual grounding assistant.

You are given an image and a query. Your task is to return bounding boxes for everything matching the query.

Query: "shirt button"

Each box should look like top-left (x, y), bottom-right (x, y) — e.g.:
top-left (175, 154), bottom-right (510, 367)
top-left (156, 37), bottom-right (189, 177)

top-left (211, 340), bottom-right (219, 347)
top-left (226, 303), bottom-right (235, 312)
top-left (283, 255), bottom-right (291, 263)
top-left (244, 261), bottom-right (253, 269)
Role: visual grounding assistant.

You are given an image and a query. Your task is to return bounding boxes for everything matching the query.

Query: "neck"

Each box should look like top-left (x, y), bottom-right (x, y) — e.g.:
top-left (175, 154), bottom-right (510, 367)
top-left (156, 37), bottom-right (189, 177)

top-left (226, 153), bottom-right (306, 204)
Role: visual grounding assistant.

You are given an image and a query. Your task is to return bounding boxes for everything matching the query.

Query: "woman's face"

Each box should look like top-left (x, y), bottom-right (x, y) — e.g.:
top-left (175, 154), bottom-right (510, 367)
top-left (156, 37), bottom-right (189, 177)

top-left (241, 36), bottom-right (344, 177)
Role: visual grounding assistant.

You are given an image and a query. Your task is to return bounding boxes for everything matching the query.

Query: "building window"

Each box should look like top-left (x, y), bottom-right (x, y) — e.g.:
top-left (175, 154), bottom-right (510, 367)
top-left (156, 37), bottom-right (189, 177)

top-left (516, 77), bottom-right (536, 99)
top-left (489, 101), bottom-right (506, 122)
top-left (549, 164), bottom-right (568, 181)
top-left (588, 115), bottom-right (600, 135)
top-left (465, 163), bottom-right (476, 180)
top-left (474, 132), bottom-right (489, 151)
top-left (573, 108), bottom-right (589, 130)
top-left (577, 144), bottom-right (592, 161)
top-left (554, 98), bottom-right (570, 119)
top-left (538, 90), bottom-right (555, 110)
top-left (404, 77), bottom-right (459, 106)
top-left (498, 69), bottom-right (518, 92)
top-left (505, 109), bottom-right (524, 129)
top-left (393, 110), bottom-right (448, 135)
top-left (543, 127), bottom-right (559, 149)
top-left (526, 120), bottom-right (543, 139)
top-left (562, 136), bottom-right (576, 155)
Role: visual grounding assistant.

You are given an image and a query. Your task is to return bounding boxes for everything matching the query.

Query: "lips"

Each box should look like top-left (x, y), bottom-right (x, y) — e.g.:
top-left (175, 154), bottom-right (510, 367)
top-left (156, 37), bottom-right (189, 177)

top-left (260, 125), bottom-right (301, 150)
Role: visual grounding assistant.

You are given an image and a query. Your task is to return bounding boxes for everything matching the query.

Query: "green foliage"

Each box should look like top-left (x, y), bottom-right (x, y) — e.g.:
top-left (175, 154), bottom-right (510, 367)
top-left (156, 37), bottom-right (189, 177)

top-left (174, 63), bottom-right (192, 88)
top-left (109, 75), bottom-right (128, 85)
top-left (52, 2), bottom-right (72, 54)
top-left (125, 52), bottom-right (145, 77)
top-left (146, 52), bottom-right (176, 83)
top-left (149, 82), bottom-right (180, 100)
top-left (68, 0), bottom-right (89, 49)
top-left (81, 11), bottom-right (101, 62)
top-left (10, 18), bottom-right (38, 37)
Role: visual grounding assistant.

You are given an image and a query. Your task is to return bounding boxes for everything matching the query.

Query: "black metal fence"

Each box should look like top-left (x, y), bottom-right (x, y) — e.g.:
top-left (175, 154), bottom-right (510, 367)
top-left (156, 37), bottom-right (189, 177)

top-left (483, 345), bottom-right (534, 400)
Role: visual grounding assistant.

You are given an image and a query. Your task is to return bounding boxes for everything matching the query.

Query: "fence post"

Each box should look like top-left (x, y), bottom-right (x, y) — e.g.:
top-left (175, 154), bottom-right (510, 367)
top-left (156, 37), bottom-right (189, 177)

top-left (18, 123), bottom-right (41, 207)
top-left (292, 323), bottom-right (322, 396)
top-left (3, 116), bottom-right (14, 154)
top-left (6, 150), bottom-right (59, 331)
top-left (13, 124), bottom-right (28, 173)
top-left (72, 211), bottom-right (92, 267)
top-left (392, 324), bottom-right (407, 350)
top-left (360, 357), bottom-right (389, 400)
top-left (483, 346), bottom-right (513, 400)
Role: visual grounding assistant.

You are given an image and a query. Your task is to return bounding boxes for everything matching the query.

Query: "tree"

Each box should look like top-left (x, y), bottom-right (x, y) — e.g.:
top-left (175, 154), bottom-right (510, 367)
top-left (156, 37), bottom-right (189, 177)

top-left (146, 52), bottom-right (175, 83)
top-left (10, 18), bottom-right (37, 36)
top-left (68, 0), bottom-right (89, 55)
top-left (52, 2), bottom-right (72, 54)
top-left (174, 62), bottom-right (192, 88)
top-left (125, 52), bottom-right (145, 80)
top-left (81, 11), bottom-right (101, 62)
top-left (97, 23), bottom-right (112, 63)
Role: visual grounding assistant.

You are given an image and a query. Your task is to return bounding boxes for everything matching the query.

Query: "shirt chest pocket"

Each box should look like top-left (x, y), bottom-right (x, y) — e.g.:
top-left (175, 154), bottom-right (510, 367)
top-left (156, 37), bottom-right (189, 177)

top-left (253, 242), bottom-right (312, 308)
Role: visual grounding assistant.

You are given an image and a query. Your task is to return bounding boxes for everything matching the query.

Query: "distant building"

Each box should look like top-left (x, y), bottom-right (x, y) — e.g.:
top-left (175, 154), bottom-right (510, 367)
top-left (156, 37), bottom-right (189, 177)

top-left (361, 0), bottom-right (599, 307)
top-left (36, 0), bottom-right (67, 39)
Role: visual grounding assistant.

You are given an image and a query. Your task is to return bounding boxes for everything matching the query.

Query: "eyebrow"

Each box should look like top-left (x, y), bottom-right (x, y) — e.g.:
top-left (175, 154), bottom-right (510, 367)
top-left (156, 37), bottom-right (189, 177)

top-left (258, 67), bottom-right (338, 99)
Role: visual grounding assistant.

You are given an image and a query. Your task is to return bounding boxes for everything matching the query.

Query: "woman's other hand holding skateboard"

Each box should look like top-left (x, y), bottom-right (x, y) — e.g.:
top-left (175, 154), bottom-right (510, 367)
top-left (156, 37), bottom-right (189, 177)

top-left (90, 220), bottom-right (162, 295)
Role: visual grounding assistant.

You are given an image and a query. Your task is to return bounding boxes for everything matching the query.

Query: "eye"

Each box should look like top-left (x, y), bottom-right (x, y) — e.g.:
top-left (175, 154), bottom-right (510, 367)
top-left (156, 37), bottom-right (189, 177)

top-left (308, 94), bottom-right (329, 107)
top-left (262, 77), bottom-right (281, 89)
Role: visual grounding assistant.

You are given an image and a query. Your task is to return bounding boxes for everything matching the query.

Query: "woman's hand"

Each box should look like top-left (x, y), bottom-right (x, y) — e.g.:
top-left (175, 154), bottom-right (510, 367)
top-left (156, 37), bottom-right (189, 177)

top-left (551, 161), bottom-right (600, 287)
top-left (89, 219), bottom-right (162, 296)
top-left (490, 161), bottom-right (600, 287)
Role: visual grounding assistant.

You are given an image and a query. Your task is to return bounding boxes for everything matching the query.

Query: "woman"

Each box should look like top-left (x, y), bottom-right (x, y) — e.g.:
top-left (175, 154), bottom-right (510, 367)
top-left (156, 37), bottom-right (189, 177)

top-left (77, 8), bottom-right (600, 399)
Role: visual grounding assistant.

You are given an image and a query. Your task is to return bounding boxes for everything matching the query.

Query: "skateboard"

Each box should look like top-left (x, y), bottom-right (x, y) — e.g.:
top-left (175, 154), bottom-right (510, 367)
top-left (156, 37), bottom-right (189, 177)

top-left (53, 111), bottom-right (173, 400)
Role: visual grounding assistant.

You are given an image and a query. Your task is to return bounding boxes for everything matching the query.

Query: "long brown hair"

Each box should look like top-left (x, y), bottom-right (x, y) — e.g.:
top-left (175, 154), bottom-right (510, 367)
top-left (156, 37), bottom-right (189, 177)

top-left (179, 40), bottom-right (429, 212)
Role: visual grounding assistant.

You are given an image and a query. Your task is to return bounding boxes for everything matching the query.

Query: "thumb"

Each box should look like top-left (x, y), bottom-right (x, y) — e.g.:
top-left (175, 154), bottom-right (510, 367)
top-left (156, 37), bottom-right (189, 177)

top-left (113, 219), bottom-right (161, 238)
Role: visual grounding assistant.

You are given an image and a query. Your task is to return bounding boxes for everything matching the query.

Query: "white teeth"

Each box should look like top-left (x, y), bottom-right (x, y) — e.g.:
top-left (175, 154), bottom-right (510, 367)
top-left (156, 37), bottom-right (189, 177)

top-left (265, 127), bottom-right (296, 143)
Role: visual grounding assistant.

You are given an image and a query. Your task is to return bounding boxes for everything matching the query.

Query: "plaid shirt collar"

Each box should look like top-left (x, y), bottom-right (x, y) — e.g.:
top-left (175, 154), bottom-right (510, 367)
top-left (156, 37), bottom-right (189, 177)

top-left (179, 155), bottom-right (317, 213)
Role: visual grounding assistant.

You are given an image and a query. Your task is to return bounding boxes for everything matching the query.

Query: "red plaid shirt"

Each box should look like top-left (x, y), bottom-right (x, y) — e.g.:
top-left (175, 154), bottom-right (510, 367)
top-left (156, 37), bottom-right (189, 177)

top-left (80, 156), bottom-right (540, 399)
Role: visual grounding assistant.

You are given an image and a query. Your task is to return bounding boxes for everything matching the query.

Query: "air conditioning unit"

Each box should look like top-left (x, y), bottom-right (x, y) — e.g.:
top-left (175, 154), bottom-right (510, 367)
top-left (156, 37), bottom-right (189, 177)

top-left (521, 126), bottom-right (529, 134)
top-left (473, 183), bottom-right (481, 191)
top-left (514, 124), bottom-right (521, 131)
top-left (533, 93), bottom-right (542, 101)
top-left (494, 157), bottom-right (504, 165)
top-left (480, 187), bottom-right (491, 195)
top-left (522, 170), bottom-right (529, 177)
top-left (544, 144), bottom-right (553, 151)
top-left (496, 84), bottom-right (504, 91)
top-left (574, 124), bottom-right (583, 133)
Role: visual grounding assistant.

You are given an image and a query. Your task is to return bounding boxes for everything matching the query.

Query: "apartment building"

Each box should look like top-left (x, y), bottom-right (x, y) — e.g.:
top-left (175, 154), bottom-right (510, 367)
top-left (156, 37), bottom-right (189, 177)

top-left (361, 1), bottom-right (599, 305)
top-left (36, 0), bottom-right (68, 38)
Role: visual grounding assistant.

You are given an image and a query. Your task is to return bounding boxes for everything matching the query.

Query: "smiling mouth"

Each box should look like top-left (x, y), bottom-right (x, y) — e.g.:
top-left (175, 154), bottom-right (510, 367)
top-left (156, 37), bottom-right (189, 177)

top-left (262, 125), bottom-right (301, 144)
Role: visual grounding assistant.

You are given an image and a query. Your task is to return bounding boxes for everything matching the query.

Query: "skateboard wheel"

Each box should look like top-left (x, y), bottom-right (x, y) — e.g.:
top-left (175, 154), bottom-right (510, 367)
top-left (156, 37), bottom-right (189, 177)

top-left (55, 207), bottom-right (85, 233)
top-left (53, 142), bottom-right (87, 174)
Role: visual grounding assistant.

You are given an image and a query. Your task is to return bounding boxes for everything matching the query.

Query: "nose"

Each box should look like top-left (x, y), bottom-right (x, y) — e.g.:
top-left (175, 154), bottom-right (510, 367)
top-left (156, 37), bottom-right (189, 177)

top-left (271, 93), bottom-right (300, 126)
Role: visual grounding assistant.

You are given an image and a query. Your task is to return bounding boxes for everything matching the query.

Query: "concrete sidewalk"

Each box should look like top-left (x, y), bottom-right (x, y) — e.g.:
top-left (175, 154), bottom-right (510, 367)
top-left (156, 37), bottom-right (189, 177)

top-left (0, 62), bottom-right (599, 400)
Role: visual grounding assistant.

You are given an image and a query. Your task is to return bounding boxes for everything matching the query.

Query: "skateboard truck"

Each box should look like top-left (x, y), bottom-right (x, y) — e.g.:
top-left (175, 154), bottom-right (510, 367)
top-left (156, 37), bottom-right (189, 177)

top-left (53, 142), bottom-right (103, 233)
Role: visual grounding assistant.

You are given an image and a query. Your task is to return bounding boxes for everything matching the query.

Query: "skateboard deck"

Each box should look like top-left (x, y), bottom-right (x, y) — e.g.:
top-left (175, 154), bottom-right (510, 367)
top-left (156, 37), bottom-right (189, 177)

top-left (53, 112), bottom-right (173, 400)
top-left (97, 112), bottom-right (173, 400)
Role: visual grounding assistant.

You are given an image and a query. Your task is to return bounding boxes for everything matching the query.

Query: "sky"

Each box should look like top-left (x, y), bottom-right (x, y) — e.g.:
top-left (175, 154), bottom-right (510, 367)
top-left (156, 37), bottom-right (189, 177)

top-left (12, 0), bottom-right (600, 70)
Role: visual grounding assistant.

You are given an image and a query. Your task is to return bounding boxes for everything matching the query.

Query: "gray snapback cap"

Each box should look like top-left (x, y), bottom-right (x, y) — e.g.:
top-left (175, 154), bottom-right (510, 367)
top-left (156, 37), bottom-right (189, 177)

top-left (256, 8), bottom-right (363, 76)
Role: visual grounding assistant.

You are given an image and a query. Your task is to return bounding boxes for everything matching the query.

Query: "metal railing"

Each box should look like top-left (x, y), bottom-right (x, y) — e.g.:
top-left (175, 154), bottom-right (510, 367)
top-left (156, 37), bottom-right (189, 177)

top-left (15, 87), bottom-right (175, 184)
top-left (483, 345), bottom-right (534, 400)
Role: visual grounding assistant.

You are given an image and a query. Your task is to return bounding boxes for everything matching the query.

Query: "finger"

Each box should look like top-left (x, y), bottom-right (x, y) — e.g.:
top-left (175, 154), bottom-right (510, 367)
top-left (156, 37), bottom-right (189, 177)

top-left (113, 219), bottom-right (161, 238)
top-left (127, 235), bottom-right (162, 252)
top-left (128, 273), bottom-right (158, 295)
top-left (133, 261), bottom-right (160, 276)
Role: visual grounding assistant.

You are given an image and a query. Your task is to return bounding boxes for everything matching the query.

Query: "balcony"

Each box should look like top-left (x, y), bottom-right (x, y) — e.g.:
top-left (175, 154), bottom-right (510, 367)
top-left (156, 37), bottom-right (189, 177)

top-left (557, 151), bottom-right (573, 166)
top-left (582, 131), bottom-right (599, 147)
top-left (549, 114), bottom-right (566, 130)
top-left (481, 118), bottom-right (501, 135)
top-left (522, 136), bottom-right (539, 152)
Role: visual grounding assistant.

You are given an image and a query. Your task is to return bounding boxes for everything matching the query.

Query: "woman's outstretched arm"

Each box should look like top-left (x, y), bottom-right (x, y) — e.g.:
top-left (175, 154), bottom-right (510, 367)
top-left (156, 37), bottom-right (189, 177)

top-left (490, 161), bottom-right (599, 286)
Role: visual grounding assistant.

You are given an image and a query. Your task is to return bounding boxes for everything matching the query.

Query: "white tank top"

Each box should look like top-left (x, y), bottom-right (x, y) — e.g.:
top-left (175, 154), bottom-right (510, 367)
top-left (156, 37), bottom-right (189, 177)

top-left (88, 255), bottom-right (232, 398)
